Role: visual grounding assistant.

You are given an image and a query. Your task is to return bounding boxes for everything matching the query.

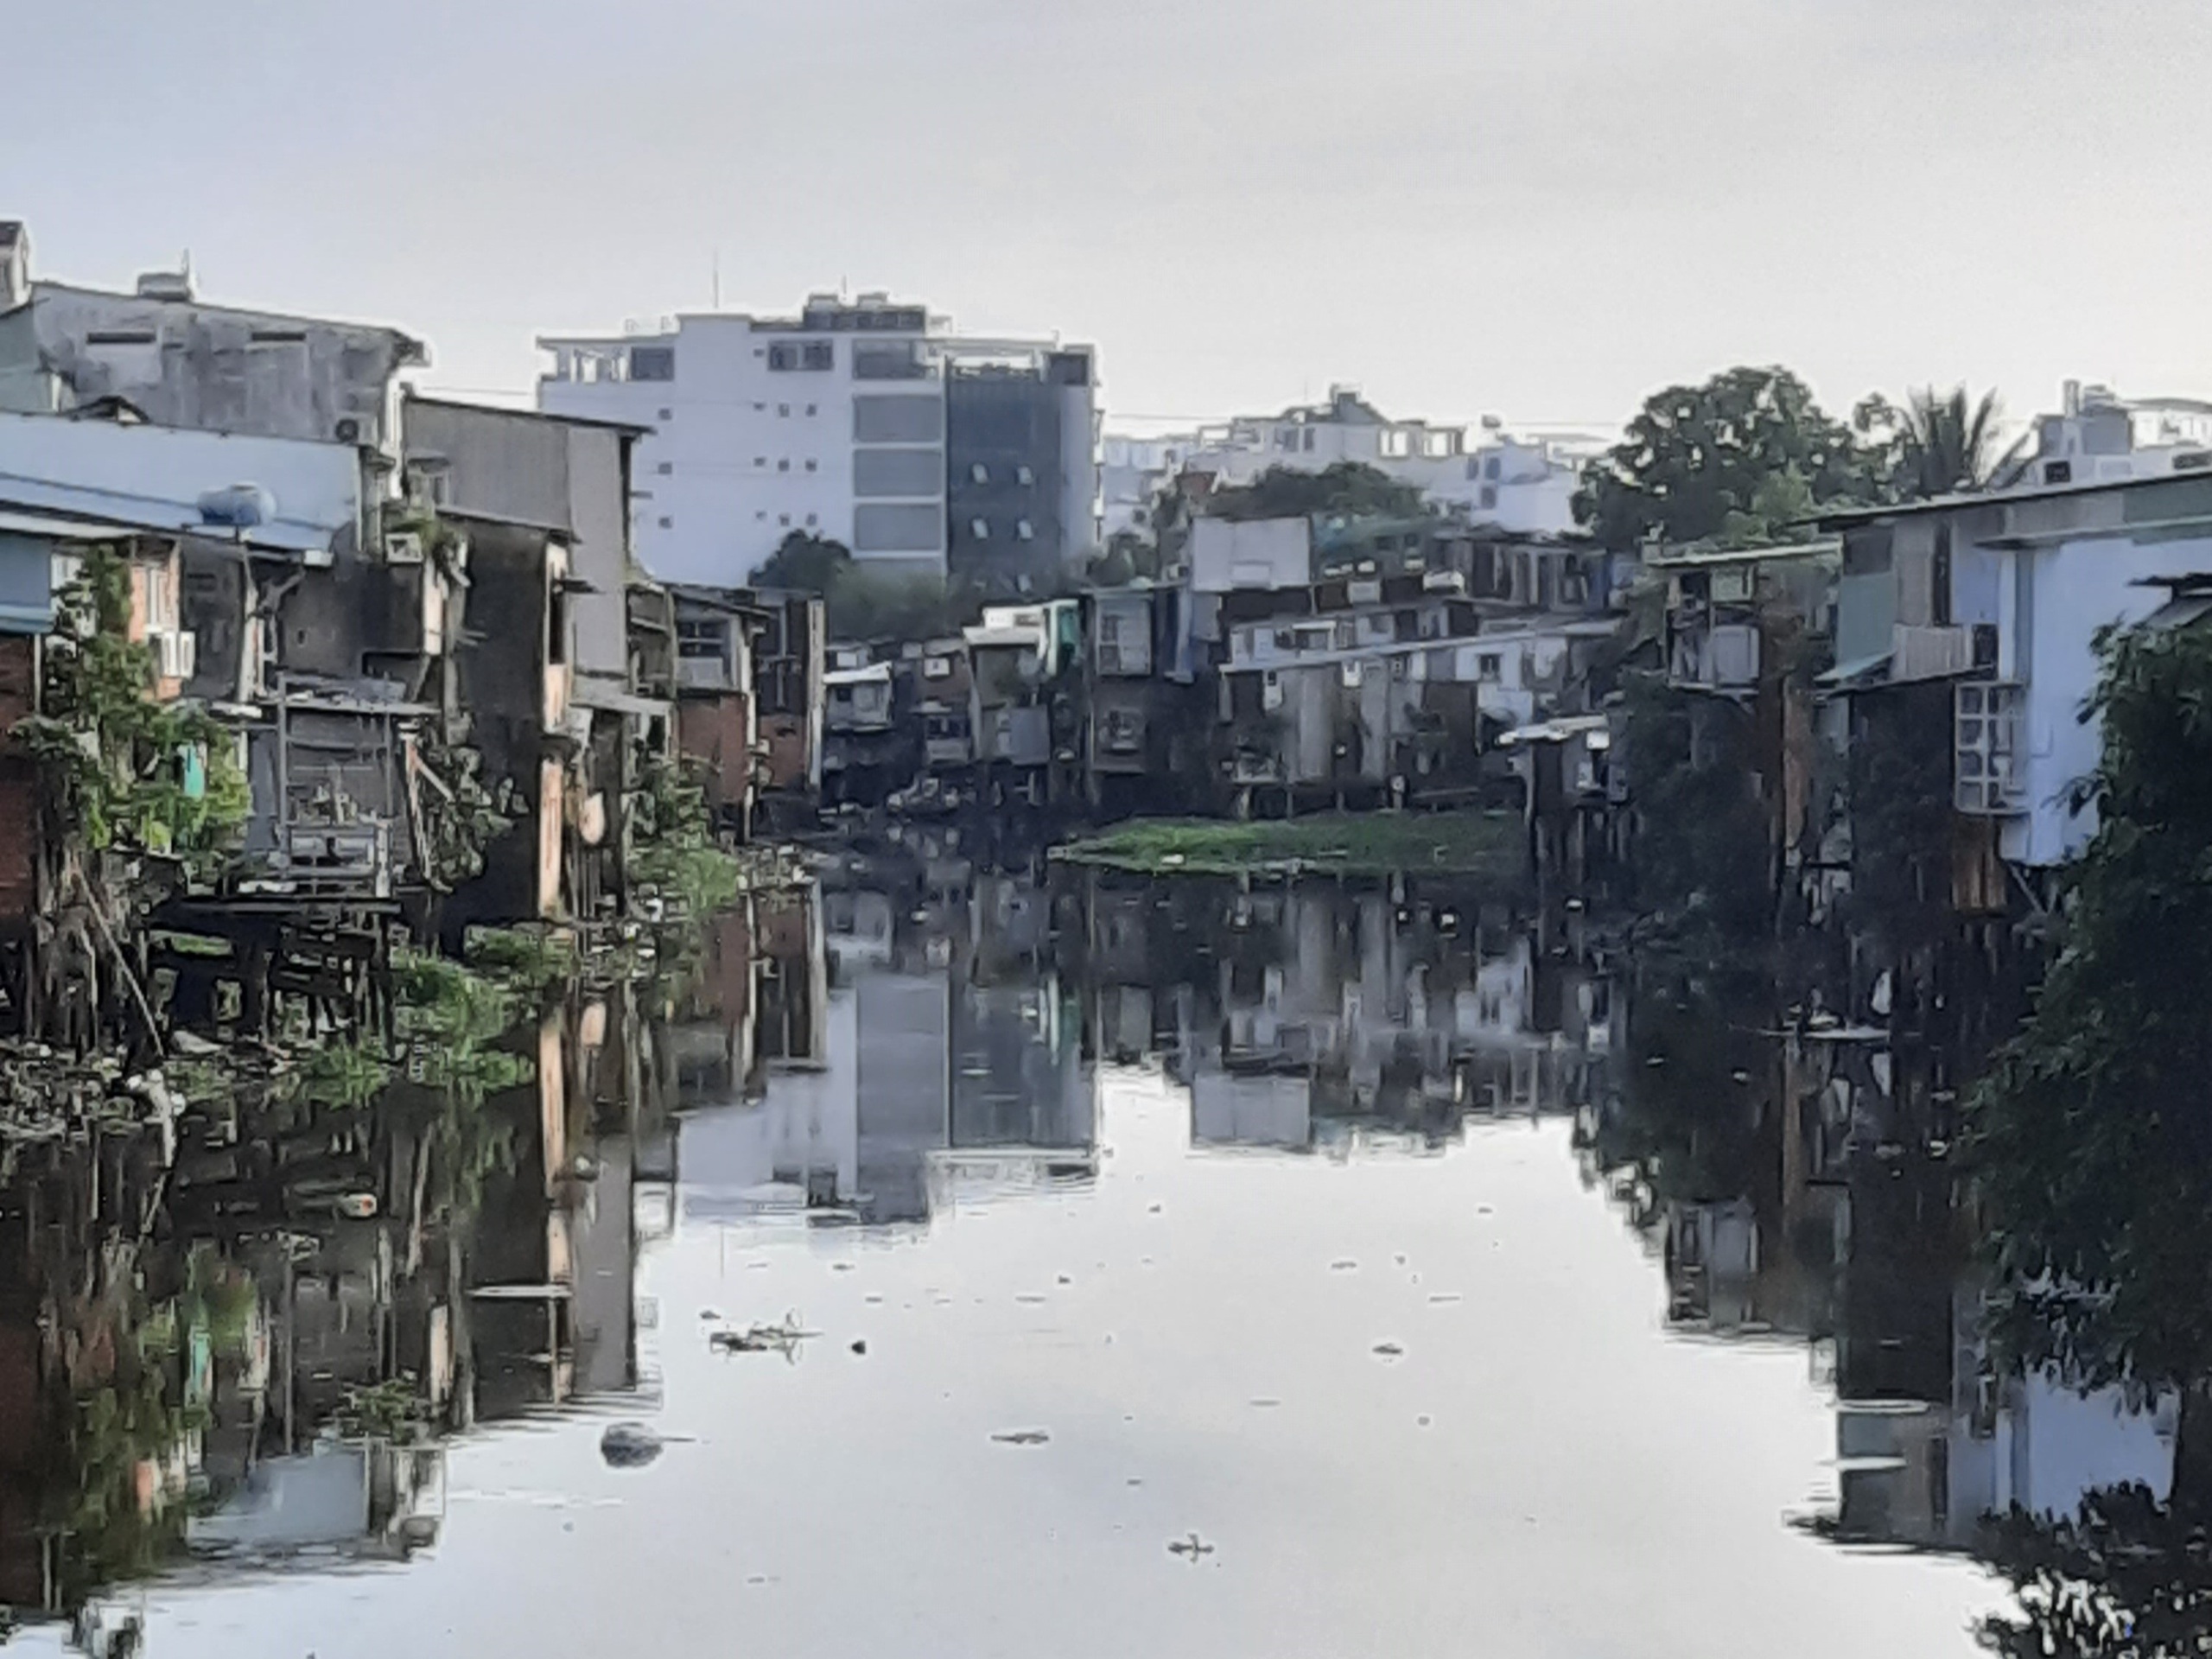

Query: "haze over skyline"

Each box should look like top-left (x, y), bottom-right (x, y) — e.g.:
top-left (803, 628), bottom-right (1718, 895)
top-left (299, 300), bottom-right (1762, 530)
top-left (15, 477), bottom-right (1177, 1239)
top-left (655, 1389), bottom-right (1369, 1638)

top-left (10, 0), bottom-right (2210, 440)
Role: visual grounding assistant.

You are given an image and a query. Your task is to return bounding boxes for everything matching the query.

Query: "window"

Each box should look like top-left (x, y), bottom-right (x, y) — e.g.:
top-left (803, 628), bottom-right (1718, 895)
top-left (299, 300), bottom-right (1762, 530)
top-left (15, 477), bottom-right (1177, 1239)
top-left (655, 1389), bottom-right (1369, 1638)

top-left (778, 404), bottom-right (791, 416)
top-left (1275, 427), bottom-right (1297, 450)
top-left (658, 515), bottom-right (673, 529)
top-left (971, 463), bottom-right (989, 484)
top-left (1015, 519), bottom-right (1033, 540)
top-left (1301, 429), bottom-right (1316, 453)
top-left (656, 461), bottom-right (673, 475)
top-left (630, 345), bottom-right (675, 381)
top-left (657, 407), bottom-right (673, 422)
top-left (1956, 683), bottom-right (2025, 813)
top-left (778, 459), bottom-right (790, 472)
top-left (924, 655), bottom-right (952, 679)
top-left (805, 513), bottom-right (817, 526)
top-left (1274, 628), bottom-right (1299, 652)
top-left (677, 618), bottom-right (725, 658)
top-left (1015, 465), bottom-right (1034, 486)
top-left (779, 513), bottom-right (791, 527)
top-left (802, 341), bottom-right (834, 371)
top-left (970, 518), bottom-right (990, 539)
top-left (804, 458), bottom-right (817, 472)
top-left (767, 343), bottom-right (799, 371)
top-left (804, 403), bottom-right (817, 416)
top-left (1478, 485), bottom-right (1498, 511)
top-left (1483, 456), bottom-right (1501, 481)
top-left (754, 456), bottom-right (767, 467)
top-left (1478, 653), bottom-right (1502, 682)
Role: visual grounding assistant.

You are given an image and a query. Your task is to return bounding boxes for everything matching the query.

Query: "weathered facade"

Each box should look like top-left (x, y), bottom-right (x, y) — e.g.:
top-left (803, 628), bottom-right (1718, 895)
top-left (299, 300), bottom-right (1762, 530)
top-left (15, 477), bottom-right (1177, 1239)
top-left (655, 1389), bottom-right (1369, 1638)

top-left (0, 229), bottom-right (423, 454)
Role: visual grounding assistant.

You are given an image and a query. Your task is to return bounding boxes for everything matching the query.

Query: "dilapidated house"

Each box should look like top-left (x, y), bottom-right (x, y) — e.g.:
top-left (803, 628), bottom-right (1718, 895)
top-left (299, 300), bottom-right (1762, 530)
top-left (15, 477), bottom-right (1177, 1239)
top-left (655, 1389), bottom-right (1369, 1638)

top-left (1216, 573), bottom-right (1613, 814)
top-left (0, 224), bottom-right (423, 457)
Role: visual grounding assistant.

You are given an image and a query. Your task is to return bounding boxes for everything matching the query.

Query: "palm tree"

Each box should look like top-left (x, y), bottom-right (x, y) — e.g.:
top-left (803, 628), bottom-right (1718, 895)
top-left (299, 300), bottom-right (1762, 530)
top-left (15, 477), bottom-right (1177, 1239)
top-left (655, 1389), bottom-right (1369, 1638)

top-left (1861, 385), bottom-right (2028, 499)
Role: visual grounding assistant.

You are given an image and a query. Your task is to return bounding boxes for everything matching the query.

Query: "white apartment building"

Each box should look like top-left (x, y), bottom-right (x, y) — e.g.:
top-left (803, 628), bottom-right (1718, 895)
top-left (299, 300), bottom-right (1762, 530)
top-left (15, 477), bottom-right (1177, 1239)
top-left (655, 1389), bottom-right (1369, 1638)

top-left (539, 293), bottom-right (1098, 594)
top-left (1101, 387), bottom-right (1592, 542)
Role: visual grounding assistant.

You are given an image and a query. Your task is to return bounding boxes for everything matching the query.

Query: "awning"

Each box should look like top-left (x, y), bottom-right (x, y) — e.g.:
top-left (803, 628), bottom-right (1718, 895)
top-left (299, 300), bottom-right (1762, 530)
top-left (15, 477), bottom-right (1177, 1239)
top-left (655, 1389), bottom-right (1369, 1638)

top-left (1815, 651), bottom-right (1892, 690)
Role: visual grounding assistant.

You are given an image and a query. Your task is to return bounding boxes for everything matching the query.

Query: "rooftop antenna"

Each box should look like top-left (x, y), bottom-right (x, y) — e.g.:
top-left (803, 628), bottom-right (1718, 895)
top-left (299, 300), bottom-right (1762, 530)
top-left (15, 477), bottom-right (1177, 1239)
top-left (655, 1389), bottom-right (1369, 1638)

top-left (711, 249), bottom-right (721, 311)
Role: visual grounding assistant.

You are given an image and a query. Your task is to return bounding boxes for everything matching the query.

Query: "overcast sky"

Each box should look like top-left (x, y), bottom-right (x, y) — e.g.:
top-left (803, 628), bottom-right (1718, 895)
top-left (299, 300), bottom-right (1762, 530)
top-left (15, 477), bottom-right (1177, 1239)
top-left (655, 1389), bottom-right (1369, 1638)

top-left (10, 0), bottom-right (2210, 440)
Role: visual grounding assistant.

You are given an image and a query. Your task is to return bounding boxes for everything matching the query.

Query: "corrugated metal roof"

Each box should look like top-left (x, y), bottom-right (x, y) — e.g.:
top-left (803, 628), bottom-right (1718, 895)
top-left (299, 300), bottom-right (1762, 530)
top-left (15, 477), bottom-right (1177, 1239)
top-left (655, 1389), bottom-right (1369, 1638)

top-left (0, 410), bottom-right (359, 555)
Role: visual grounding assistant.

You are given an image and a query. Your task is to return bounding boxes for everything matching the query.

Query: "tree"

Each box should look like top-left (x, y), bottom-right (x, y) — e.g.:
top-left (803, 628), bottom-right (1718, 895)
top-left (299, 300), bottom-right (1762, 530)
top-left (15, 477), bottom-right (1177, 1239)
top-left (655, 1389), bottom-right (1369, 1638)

top-left (1965, 620), bottom-right (2212, 1509)
top-left (1206, 461), bottom-right (1424, 523)
top-left (829, 569), bottom-right (954, 644)
top-left (1979, 1486), bottom-right (2212, 1658)
top-left (1086, 529), bottom-right (1161, 589)
top-left (749, 531), bottom-right (853, 594)
top-left (1855, 385), bottom-right (2026, 500)
top-left (1574, 366), bottom-right (1873, 550)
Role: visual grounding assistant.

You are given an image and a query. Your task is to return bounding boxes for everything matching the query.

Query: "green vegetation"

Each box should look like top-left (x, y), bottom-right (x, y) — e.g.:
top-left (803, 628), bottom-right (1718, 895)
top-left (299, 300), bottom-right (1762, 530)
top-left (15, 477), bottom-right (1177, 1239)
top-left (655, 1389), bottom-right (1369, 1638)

top-left (1205, 461), bottom-right (1425, 524)
top-left (631, 748), bottom-right (743, 917)
top-left (1057, 811), bottom-right (1520, 876)
top-left (751, 529), bottom-right (956, 640)
top-left (1966, 621), bottom-right (2212, 1508)
top-left (1573, 365), bottom-right (1876, 550)
top-left (15, 544), bottom-right (249, 880)
top-left (1853, 383), bottom-right (2025, 499)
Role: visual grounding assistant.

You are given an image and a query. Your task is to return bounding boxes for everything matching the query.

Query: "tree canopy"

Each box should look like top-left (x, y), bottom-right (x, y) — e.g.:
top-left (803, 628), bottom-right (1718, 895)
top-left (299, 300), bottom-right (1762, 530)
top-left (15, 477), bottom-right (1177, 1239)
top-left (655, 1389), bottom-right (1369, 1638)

top-left (1205, 461), bottom-right (1425, 524)
top-left (749, 530), bottom-right (854, 594)
top-left (1855, 385), bottom-right (2026, 501)
top-left (1573, 366), bottom-right (1873, 550)
top-left (1965, 620), bottom-right (2212, 1411)
top-left (748, 530), bottom-right (954, 642)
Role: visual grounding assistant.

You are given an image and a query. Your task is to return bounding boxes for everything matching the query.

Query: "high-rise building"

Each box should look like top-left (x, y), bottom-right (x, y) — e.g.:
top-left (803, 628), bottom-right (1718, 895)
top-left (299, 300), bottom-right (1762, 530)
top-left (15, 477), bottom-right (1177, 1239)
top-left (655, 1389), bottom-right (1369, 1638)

top-left (538, 294), bottom-right (1097, 596)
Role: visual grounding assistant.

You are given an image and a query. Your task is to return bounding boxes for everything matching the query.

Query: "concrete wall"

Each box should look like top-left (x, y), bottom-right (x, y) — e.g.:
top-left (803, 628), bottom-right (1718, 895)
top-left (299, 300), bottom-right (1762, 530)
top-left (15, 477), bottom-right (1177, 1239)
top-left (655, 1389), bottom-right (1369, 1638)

top-left (1189, 516), bottom-right (1310, 594)
top-left (2009, 522), bottom-right (2212, 866)
top-left (541, 313), bottom-right (945, 585)
top-left (404, 399), bottom-right (632, 708)
top-left (22, 283), bottom-right (417, 453)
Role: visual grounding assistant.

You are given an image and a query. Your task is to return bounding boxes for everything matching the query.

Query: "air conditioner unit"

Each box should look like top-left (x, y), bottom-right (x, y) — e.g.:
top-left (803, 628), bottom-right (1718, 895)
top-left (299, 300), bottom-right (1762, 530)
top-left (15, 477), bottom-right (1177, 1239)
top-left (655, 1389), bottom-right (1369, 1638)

top-left (155, 631), bottom-right (196, 682)
top-left (385, 531), bottom-right (425, 565)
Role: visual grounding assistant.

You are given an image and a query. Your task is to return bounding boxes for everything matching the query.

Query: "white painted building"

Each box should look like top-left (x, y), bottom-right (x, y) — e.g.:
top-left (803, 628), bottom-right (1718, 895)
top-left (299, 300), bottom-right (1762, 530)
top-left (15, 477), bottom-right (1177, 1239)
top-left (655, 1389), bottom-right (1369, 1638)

top-left (1105, 388), bottom-right (1590, 539)
top-left (2006, 379), bottom-right (2212, 491)
top-left (1824, 468), bottom-right (2212, 869)
top-left (539, 293), bottom-right (1097, 594)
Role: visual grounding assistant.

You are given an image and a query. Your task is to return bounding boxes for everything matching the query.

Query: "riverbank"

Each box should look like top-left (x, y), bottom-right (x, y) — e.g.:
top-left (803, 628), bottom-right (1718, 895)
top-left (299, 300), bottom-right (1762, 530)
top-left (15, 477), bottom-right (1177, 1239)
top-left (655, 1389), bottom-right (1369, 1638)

top-left (1053, 811), bottom-right (1522, 877)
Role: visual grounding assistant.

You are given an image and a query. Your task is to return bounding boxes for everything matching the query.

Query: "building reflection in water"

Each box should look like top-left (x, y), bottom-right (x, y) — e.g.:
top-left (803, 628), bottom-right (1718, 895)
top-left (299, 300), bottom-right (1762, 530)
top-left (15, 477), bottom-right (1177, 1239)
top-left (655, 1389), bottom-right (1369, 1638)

top-left (0, 859), bottom-right (2190, 1643)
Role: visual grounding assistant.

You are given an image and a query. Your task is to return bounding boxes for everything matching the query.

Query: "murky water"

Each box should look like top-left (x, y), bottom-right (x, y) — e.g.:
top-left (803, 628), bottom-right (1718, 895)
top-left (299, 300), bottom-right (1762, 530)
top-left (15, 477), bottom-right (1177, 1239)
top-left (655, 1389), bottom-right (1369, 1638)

top-left (11, 863), bottom-right (2168, 1655)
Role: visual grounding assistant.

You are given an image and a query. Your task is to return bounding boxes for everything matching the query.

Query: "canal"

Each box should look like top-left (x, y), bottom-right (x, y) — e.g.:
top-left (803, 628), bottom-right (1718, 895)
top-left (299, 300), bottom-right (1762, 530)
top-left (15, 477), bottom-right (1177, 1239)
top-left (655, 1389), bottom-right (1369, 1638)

top-left (4, 860), bottom-right (2171, 1654)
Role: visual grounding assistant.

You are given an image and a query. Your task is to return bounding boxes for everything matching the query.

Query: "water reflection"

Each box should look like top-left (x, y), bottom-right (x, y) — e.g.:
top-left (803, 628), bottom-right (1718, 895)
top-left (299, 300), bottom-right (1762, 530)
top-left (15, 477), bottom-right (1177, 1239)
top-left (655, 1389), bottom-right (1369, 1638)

top-left (1, 860), bottom-right (2196, 1651)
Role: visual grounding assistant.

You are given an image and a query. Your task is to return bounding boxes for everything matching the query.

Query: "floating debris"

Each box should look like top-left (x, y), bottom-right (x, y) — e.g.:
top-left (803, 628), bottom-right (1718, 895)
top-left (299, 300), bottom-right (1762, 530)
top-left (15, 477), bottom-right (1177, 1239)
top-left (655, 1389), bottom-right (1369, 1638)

top-left (1330, 1259), bottom-right (1357, 1271)
top-left (601, 1422), bottom-right (670, 1467)
top-left (1371, 1342), bottom-right (1405, 1360)
top-left (849, 1339), bottom-right (868, 1356)
top-left (991, 1429), bottom-right (1051, 1446)
top-left (1168, 1532), bottom-right (1215, 1560)
top-left (831, 1262), bottom-right (855, 1272)
top-left (1249, 1397), bottom-right (1282, 1408)
top-left (709, 1313), bottom-right (817, 1359)
top-left (1014, 1294), bottom-right (1047, 1304)
top-left (1427, 1293), bottom-right (1462, 1305)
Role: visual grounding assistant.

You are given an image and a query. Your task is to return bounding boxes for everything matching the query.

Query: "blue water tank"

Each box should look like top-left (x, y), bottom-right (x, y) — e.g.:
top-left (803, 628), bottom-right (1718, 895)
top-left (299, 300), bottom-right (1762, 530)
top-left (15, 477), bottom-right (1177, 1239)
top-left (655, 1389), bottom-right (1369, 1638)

top-left (197, 483), bottom-right (276, 528)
